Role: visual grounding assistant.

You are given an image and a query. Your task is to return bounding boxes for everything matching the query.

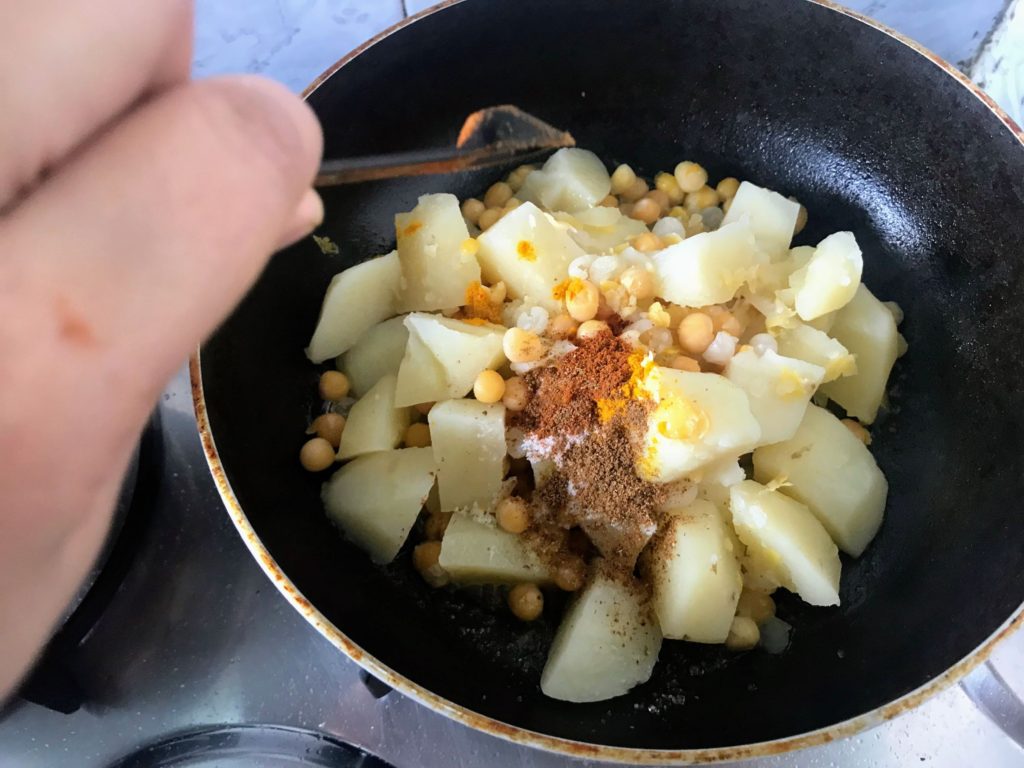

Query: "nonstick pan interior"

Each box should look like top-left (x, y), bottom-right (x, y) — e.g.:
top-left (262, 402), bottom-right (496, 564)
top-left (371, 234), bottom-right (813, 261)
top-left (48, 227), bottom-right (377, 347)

top-left (199, 0), bottom-right (1024, 752)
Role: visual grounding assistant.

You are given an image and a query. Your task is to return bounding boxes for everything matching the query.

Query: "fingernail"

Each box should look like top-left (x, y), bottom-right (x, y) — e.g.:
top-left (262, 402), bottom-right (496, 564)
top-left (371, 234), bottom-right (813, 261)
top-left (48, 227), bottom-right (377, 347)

top-left (276, 188), bottom-right (324, 250)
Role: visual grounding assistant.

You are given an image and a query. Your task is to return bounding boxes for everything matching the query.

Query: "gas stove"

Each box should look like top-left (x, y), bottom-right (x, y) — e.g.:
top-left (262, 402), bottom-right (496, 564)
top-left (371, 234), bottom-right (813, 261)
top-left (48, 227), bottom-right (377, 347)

top-left (2, 2), bottom-right (1024, 765)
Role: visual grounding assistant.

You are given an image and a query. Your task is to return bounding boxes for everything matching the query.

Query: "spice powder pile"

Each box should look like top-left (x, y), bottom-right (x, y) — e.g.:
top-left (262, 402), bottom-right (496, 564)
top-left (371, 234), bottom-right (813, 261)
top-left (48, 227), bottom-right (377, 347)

top-left (513, 333), bottom-right (667, 575)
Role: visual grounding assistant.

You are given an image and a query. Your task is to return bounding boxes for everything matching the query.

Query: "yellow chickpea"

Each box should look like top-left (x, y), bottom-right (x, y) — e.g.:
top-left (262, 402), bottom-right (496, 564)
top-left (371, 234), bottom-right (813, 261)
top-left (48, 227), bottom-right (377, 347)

top-left (404, 422), bottom-right (431, 448)
top-left (655, 171), bottom-right (686, 205)
top-left (577, 319), bottom-right (611, 339)
top-left (553, 559), bottom-right (586, 592)
top-left (669, 354), bottom-right (701, 372)
top-left (726, 616), bottom-right (760, 650)
top-left (299, 437), bottom-right (335, 472)
top-left (619, 265), bottom-right (655, 299)
top-left (598, 194), bottom-right (619, 207)
top-left (508, 584), bottom-right (544, 621)
top-left (506, 164), bottom-right (536, 192)
top-left (610, 163), bottom-right (637, 195)
top-left (736, 590), bottom-right (777, 624)
top-left (565, 279), bottom-right (600, 322)
top-left (630, 232), bottom-right (663, 253)
top-left (318, 370), bottom-right (350, 401)
top-left (645, 189), bottom-right (671, 213)
top-left (842, 418), bottom-right (872, 444)
top-left (794, 202), bottom-right (808, 235)
top-left (413, 541), bottom-right (449, 588)
top-left (685, 185), bottom-right (720, 213)
top-left (414, 402), bottom-right (434, 416)
top-left (620, 177), bottom-right (649, 203)
top-left (548, 313), bottom-right (579, 339)
top-left (477, 207), bottom-right (502, 231)
top-left (629, 197), bottom-right (661, 225)
top-left (496, 496), bottom-right (531, 534)
top-left (484, 181), bottom-right (514, 208)
top-left (677, 312), bottom-right (715, 354)
top-left (460, 197), bottom-right (485, 225)
top-left (502, 376), bottom-right (530, 412)
top-left (716, 177), bottom-right (740, 200)
top-left (309, 412), bottom-right (345, 448)
top-left (424, 511), bottom-right (452, 541)
top-left (503, 327), bottom-right (546, 363)
top-left (473, 369), bottom-right (506, 404)
top-left (674, 161), bottom-right (708, 193)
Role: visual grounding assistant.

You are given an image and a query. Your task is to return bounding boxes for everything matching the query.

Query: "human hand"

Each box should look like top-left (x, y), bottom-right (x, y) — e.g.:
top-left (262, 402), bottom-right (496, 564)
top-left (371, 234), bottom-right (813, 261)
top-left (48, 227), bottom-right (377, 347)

top-left (0, 0), bottom-right (323, 695)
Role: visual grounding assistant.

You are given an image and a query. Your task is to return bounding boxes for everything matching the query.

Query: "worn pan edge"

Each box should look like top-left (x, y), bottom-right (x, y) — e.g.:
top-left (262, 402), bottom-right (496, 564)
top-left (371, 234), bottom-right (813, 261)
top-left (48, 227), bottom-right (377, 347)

top-left (190, 0), bottom-right (1024, 761)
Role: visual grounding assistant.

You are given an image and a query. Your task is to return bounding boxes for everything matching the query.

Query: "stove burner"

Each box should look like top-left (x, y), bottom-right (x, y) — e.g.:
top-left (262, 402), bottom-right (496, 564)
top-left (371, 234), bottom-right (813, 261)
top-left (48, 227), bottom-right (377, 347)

top-left (105, 725), bottom-right (394, 768)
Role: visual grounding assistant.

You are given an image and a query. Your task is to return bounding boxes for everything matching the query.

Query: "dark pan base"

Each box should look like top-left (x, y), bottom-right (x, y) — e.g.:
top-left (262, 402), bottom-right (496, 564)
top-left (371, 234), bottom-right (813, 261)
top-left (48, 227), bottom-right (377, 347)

top-left (200, 0), bottom-right (1024, 751)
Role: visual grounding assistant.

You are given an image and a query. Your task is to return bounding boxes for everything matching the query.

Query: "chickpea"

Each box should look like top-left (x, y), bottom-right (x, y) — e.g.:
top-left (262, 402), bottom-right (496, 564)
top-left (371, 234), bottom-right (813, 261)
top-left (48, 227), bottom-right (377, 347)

top-left (722, 197), bottom-right (733, 214)
top-left (504, 197), bottom-right (522, 212)
top-left (404, 422), bottom-right (431, 448)
top-left (424, 511), bottom-right (452, 541)
top-left (645, 189), bottom-right (671, 213)
top-left (668, 205), bottom-right (687, 220)
top-left (484, 181), bottom-right (514, 209)
top-left (736, 590), bottom-right (777, 624)
top-left (669, 354), bottom-right (701, 372)
top-left (502, 376), bottom-right (530, 412)
top-left (842, 418), bottom-right (872, 444)
top-left (414, 402), bottom-right (434, 416)
top-left (319, 370), bottom-right (350, 401)
top-left (629, 197), bottom-right (661, 225)
top-left (413, 541), bottom-right (449, 588)
top-left (565, 279), bottom-right (600, 322)
top-left (473, 369), bottom-right (506, 404)
top-left (685, 185), bottom-right (720, 213)
top-left (655, 171), bottom-right (686, 205)
top-left (707, 306), bottom-right (743, 337)
top-left (508, 584), bottom-right (544, 621)
top-left (674, 161), bottom-right (708, 193)
top-left (477, 207), bottom-right (502, 231)
top-left (677, 312), bottom-right (715, 355)
top-left (619, 265), bottom-right (655, 299)
top-left (716, 177), bottom-right (740, 200)
top-left (577, 319), bottom-right (611, 339)
top-left (630, 232), bottom-right (663, 253)
top-left (310, 412), bottom-right (345, 448)
top-left (461, 197), bottom-right (485, 225)
top-left (794, 203), bottom-right (808, 235)
top-left (553, 559), bottom-right (586, 592)
top-left (496, 496), bottom-right (531, 534)
top-left (299, 437), bottom-right (335, 472)
top-left (548, 313), bottom-right (579, 339)
top-left (725, 616), bottom-right (760, 650)
top-left (610, 163), bottom-right (637, 195)
top-left (598, 194), bottom-right (619, 207)
top-left (620, 177), bottom-right (649, 203)
top-left (503, 327), bottom-right (546, 363)
top-left (506, 164), bottom-right (536, 192)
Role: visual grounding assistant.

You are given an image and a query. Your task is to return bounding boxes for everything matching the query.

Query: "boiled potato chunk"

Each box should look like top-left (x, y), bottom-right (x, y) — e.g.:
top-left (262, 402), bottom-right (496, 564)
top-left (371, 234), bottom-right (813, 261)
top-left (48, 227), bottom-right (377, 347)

top-left (429, 399), bottom-right (507, 511)
top-left (652, 220), bottom-right (761, 307)
top-left (753, 405), bottom-right (887, 556)
top-left (338, 316), bottom-right (409, 397)
top-left (553, 206), bottom-right (648, 253)
top-left (395, 193), bottom-right (479, 312)
top-left (725, 349), bottom-right (825, 445)
top-left (775, 323), bottom-right (856, 383)
top-left (646, 500), bottom-right (742, 643)
top-left (306, 251), bottom-right (401, 362)
top-left (789, 232), bottom-right (863, 321)
top-left (403, 313), bottom-right (505, 398)
top-left (820, 284), bottom-right (899, 424)
top-left (721, 181), bottom-right (800, 258)
top-left (393, 328), bottom-right (448, 407)
top-left (438, 512), bottom-right (550, 584)
top-left (322, 447), bottom-right (437, 563)
top-left (337, 374), bottom-right (410, 460)
top-left (517, 148), bottom-right (611, 212)
top-left (729, 480), bottom-right (841, 606)
top-left (638, 368), bottom-right (761, 483)
top-left (541, 570), bottom-right (662, 702)
top-left (476, 202), bottom-right (585, 310)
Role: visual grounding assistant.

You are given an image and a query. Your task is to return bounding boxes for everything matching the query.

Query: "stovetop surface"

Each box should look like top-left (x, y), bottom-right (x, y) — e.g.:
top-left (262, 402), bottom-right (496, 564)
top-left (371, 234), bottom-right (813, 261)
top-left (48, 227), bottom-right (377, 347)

top-left (3, 2), bottom-right (1024, 766)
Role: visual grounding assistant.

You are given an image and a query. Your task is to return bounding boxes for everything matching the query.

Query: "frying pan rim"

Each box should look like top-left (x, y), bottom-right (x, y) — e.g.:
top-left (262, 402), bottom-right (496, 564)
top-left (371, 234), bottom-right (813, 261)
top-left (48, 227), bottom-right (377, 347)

top-left (191, 0), bottom-right (1024, 762)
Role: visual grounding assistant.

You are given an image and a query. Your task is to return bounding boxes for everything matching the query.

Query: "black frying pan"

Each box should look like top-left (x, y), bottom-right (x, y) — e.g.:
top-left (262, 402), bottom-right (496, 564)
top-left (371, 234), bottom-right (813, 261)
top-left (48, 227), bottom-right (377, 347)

top-left (192, 0), bottom-right (1024, 760)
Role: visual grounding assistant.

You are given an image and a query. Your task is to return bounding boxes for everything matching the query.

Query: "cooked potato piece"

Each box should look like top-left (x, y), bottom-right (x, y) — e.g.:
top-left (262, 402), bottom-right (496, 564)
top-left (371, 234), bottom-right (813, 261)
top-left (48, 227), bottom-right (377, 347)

top-left (789, 232), bottom-right (863, 321)
top-left (652, 220), bottom-right (762, 307)
top-left (438, 512), bottom-right (550, 584)
top-left (322, 447), bottom-right (437, 563)
top-left (753, 404), bottom-right (887, 556)
top-left (748, 245), bottom-right (814, 296)
top-left (395, 193), bottom-right (479, 312)
top-left (403, 313), bottom-right (506, 397)
top-left (775, 323), bottom-right (856, 383)
top-left (721, 181), bottom-right (801, 258)
top-left (554, 206), bottom-right (648, 253)
top-left (339, 316), bottom-right (409, 397)
top-left (820, 284), bottom-right (899, 423)
top-left (429, 399), bottom-right (506, 511)
top-left (730, 480), bottom-right (841, 606)
top-left (306, 251), bottom-right (401, 362)
top-left (645, 500), bottom-right (742, 642)
top-left (337, 374), bottom-right (410, 460)
top-left (517, 148), bottom-right (612, 212)
top-left (476, 202), bottom-right (585, 310)
top-left (638, 368), bottom-right (761, 483)
top-left (725, 349), bottom-right (825, 445)
top-left (393, 327), bottom-right (449, 407)
top-left (541, 569), bottom-right (662, 702)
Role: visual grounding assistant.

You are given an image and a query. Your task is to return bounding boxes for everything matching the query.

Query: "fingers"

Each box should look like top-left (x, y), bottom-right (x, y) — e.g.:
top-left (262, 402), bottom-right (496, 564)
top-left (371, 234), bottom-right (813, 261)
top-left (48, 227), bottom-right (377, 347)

top-left (0, 0), bottom-right (193, 207)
